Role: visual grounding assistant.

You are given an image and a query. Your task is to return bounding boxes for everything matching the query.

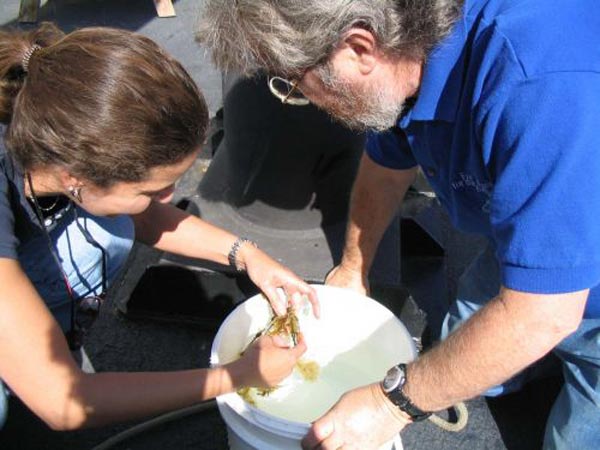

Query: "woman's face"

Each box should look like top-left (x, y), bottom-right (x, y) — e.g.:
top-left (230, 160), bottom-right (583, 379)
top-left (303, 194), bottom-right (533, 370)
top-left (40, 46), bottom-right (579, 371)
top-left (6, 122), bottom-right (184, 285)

top-left (78, 150), bottom-right (199, 216)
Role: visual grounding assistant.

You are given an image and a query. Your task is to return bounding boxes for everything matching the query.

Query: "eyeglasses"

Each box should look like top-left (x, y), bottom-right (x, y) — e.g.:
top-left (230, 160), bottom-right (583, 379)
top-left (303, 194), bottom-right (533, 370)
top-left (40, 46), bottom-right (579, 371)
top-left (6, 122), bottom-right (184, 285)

top-left (267, 76), bottom-right (310, 106)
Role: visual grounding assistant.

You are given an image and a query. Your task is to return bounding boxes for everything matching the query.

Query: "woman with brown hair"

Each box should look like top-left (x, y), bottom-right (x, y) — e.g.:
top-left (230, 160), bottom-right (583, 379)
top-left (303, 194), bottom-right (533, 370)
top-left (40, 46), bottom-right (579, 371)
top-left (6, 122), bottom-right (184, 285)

top-left (0, 23), bottom-right (317, 430)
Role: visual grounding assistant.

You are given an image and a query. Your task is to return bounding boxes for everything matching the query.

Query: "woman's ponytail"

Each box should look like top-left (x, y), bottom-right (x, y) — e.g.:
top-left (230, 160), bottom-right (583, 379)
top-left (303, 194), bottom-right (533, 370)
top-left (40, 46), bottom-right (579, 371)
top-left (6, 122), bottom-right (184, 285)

top-left (0, 22), bottom-right (64, 123)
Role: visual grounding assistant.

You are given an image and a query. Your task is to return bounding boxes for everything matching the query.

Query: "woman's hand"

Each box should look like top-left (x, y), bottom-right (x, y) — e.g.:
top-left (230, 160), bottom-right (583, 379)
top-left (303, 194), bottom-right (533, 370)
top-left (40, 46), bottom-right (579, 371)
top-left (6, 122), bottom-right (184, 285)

top-left (238, 244), bottom-right (320, 318)
top-left (229, 334), bottom-right (307, 389)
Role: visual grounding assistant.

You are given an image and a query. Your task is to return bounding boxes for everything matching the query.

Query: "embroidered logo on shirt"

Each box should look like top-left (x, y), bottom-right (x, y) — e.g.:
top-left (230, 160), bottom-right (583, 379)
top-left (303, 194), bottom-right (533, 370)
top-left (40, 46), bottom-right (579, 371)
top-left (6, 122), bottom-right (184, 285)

top-left (451, 172), bottom-right (493, 213)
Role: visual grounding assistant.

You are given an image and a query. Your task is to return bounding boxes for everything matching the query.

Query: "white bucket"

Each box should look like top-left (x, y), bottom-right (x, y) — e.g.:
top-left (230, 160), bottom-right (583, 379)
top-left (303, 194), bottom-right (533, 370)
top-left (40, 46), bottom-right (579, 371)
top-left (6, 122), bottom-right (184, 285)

top-left (210, 285), bottom-right (417, 450)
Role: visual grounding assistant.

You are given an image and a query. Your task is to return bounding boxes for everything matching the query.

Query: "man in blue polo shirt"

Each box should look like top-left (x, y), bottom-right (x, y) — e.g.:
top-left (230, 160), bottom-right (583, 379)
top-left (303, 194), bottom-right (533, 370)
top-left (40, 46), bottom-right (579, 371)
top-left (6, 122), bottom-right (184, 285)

top-left (198, 1), bottom-right (600, 448)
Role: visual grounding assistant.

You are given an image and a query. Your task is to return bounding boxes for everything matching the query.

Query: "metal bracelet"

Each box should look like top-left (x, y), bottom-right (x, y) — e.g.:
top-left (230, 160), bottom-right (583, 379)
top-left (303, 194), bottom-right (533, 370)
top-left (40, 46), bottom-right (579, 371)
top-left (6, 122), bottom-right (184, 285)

top-left (227, 237), bottom-right (257, 272)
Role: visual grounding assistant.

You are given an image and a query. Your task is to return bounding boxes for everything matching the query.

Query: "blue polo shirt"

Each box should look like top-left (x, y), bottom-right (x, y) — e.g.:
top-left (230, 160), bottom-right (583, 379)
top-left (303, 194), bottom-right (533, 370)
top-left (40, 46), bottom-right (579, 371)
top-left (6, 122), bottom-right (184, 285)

top-left (367, 0), bottom-right (600, 317)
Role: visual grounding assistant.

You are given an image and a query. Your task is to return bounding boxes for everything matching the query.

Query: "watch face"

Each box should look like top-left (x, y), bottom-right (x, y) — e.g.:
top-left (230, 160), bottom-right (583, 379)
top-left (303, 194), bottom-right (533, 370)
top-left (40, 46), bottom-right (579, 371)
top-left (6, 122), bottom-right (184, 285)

top-left (382, 365), bottom-right (404, 392)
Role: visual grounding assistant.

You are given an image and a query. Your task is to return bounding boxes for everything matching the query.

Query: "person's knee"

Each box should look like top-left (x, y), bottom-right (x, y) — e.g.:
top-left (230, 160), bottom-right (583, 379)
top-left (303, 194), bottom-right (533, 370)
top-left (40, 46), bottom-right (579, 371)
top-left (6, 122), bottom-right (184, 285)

top-left (104, 215), bottom-right (135, 283)
top-left (80, 213), bottom-right (135, 285)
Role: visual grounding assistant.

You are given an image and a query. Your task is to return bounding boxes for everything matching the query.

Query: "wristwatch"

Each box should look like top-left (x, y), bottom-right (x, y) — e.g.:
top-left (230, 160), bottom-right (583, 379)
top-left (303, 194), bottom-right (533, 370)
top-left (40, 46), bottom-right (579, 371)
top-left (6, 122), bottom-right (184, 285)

top-left (381, 364), bottom-right (431, 422)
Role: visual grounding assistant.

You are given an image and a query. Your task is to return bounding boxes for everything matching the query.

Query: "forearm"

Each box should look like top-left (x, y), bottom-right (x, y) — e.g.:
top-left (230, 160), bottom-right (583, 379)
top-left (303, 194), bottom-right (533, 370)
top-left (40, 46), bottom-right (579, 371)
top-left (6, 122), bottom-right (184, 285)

top-left (0, 260), bottom-right (250, 430)
top-left (341, 155), bottom-right (416, 274)
top-left (132, 201), bottom-right (237, 266)
top-left (404, 288), bottom-right (587, 412)
top-left (61, 362), bottom-right (247, 429)
top-left (133, 200), bottom-right (317, 316)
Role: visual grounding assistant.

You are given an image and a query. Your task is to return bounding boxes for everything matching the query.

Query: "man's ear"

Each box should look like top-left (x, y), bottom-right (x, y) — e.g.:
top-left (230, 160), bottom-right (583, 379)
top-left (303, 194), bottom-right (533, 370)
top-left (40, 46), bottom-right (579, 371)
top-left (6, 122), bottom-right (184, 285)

top-left (338, 27), bottom-right (379, 75)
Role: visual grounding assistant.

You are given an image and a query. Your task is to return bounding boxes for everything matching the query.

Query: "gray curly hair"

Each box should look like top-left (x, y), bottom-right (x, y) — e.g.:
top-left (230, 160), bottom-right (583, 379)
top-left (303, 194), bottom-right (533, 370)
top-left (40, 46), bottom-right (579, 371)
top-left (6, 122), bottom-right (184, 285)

top-left (197, 0), bottom-right (464, 77)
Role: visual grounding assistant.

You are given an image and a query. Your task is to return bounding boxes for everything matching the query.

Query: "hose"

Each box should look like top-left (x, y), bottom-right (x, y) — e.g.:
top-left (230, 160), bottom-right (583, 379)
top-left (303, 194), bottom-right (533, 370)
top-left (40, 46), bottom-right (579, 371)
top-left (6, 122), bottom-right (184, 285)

top-left (90, 400), bottom-right (217, 450)
top-left (91, 398), bottom-right (467, 450)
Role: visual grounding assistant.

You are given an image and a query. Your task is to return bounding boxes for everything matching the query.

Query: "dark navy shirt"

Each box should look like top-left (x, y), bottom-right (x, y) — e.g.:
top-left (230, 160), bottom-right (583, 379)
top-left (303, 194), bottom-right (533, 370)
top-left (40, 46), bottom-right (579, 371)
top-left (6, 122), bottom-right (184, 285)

top-left (0, 126), bottom-right (42, 260)
top-left (367, 0), bottom-right (600, 317)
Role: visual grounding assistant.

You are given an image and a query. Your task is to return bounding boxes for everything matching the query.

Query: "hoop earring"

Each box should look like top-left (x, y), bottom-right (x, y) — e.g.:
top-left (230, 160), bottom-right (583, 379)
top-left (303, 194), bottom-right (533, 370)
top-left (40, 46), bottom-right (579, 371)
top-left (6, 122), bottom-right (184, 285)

top-left (68, 185), bottom-right (83, 203)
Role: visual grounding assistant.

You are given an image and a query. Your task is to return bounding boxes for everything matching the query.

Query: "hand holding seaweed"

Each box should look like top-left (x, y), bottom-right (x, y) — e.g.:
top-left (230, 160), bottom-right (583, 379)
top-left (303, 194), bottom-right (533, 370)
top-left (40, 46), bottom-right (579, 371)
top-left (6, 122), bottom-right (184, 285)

top-left (241, 303), bottom-right (301, 355)
top-left (233, 333), bottom-right (307, 397)
top-left (267, 303), bottom-right (301, 346)
top-left (237, 301), bottom-right (320, 404)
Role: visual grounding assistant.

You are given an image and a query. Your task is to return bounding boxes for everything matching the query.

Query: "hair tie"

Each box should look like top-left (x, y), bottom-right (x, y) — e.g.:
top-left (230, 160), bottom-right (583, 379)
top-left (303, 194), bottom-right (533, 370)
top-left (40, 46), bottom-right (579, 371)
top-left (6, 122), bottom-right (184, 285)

top-left (22, 44), bottom-right (42, 73)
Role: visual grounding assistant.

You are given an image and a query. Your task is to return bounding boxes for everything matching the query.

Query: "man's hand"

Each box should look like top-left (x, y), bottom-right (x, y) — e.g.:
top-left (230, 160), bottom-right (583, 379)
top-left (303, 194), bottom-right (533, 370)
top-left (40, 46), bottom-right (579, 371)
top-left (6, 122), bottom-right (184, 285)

top-left (324, 157), bottom-right (416, 298)
top-left (325, 264), bottom-right (369, 296)
top-left (302, 383), bottom-right (411, 450)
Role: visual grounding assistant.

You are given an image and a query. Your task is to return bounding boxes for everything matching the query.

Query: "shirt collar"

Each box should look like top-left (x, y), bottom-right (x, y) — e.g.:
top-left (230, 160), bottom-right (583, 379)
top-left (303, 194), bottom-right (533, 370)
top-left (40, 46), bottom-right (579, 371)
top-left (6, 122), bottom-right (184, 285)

top-left (402, 14), bottom-right (469, 124)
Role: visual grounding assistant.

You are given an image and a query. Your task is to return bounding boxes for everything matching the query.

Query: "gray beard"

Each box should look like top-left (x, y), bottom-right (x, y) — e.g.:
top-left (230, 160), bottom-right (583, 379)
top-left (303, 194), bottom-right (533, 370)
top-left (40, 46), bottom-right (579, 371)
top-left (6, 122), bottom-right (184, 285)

top-left (317, 65), bottom-right (405, 132)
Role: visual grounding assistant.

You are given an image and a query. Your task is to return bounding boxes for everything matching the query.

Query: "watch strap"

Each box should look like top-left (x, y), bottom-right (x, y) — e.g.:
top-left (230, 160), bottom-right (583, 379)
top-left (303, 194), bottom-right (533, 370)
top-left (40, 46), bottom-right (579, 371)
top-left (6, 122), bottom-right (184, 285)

top-left (382, 364), bottom-right (431, 422)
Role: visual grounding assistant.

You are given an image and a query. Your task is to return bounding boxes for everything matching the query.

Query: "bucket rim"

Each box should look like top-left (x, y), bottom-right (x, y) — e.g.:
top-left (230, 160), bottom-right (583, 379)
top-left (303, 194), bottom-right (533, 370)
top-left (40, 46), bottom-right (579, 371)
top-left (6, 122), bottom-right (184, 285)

top-left (210, 284), bottom-right (417, 364)
top-left (210, 284), bottom-right (418, 436)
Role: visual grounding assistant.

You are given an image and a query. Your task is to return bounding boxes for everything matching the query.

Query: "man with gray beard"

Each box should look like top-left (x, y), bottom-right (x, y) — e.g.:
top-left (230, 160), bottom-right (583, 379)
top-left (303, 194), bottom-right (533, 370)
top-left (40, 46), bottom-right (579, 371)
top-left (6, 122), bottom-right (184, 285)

top-left (198, 1), bottom-right (600, 449)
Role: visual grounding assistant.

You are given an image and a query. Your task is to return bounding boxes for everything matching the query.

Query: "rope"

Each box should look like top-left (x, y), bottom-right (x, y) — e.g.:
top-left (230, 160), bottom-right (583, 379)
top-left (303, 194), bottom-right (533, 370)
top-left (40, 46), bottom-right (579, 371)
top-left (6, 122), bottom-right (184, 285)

top-left (428, 401), bottom-right (469, 432)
